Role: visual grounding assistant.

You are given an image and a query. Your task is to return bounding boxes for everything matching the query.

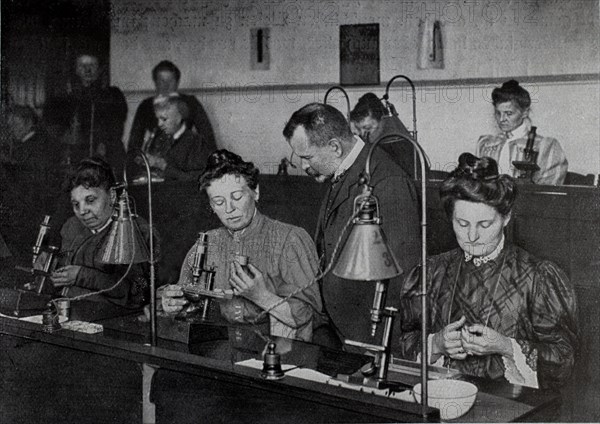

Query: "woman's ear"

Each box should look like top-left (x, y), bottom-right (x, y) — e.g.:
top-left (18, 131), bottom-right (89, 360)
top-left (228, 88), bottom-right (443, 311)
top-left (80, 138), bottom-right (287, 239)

top-left (522, 107), bottom-right (530, 120)
top-left (109, 188), bottom-right (117, 206)
top-left (503, 212), bottom-right (512, 227)
top-left (254, 185), bottom-right (260, 202)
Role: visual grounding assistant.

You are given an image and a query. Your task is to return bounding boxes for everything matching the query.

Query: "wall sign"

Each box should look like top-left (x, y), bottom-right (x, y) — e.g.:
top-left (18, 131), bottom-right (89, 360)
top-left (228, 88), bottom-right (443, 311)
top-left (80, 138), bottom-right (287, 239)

top-left (340, 24), bottom-right (380, 85)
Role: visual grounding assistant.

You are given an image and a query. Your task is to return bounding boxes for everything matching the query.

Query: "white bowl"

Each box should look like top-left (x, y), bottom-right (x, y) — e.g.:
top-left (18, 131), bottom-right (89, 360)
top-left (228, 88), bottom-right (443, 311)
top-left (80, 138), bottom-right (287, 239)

top-left (413, 379), bottom-right (478, 420)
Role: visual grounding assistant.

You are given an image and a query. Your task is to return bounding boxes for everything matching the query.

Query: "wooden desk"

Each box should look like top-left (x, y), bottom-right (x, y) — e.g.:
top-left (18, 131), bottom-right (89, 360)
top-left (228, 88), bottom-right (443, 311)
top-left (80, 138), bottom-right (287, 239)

top-left (0, 313), bottom-right (560, 423)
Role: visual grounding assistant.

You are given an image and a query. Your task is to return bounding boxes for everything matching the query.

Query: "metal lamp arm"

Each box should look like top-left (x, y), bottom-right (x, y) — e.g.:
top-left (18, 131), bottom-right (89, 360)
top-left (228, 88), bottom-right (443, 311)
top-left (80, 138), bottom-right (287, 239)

top-left (383, 75), bottom-right (417, 141)
top-left (124, 148), bottom-right (157, 346)
top-left (324, 86), bottom-right (351, 122)
top-left (362, 133), bottom-right (429, 417)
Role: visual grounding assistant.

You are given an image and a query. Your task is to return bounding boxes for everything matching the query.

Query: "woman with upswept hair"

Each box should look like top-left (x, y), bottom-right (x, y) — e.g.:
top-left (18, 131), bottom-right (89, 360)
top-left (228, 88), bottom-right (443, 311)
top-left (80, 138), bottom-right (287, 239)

top-left (399, 153), bottom-right (577, 389)
top-left (159, 149), bottom-right (326, 342)
top-left (476, 79), bottom-right (568, 185)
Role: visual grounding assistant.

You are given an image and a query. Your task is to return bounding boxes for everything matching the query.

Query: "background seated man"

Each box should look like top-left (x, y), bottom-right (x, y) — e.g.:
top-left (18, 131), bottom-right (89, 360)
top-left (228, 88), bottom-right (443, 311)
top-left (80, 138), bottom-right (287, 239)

top-left (128, 60), bottom-right (216, 153)
top-left (399, 153), bottom-right (578, 389)
top-left (143, 95), bottom-right (216, 181)
top-left (160, 150), bottom-right (326, 342)
top-left (51, 157), bottom-right (155, 308)
top-left (350, 92), bottom-right (428, 179)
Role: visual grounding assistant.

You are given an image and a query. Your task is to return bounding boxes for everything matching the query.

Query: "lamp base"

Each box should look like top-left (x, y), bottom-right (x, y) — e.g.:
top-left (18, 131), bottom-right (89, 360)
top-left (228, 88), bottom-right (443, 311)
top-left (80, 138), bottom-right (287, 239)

top-left (334, 368), bottom-right (408, 391)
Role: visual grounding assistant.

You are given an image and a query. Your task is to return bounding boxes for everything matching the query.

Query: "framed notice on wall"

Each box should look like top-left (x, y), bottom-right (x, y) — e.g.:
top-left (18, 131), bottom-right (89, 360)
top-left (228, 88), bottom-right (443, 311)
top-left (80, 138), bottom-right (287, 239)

top-left (340, 24), bottom-right (380, 85)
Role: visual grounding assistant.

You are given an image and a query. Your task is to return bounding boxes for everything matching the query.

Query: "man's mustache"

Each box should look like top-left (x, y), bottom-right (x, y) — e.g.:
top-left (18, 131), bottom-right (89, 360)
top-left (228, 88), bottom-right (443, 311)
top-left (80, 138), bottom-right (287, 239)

top-left (304, 167), bottom-right (328, 183)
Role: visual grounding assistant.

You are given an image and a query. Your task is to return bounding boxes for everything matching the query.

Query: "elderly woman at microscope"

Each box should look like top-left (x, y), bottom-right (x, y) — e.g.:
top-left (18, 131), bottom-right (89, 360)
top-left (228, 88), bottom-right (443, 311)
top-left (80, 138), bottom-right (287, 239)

top-left (399, 153), bottom-right (578, 389)
top-left (160, 150), bottom-right (326, 342)
top-left (50, 157), bottom-right (154, 307)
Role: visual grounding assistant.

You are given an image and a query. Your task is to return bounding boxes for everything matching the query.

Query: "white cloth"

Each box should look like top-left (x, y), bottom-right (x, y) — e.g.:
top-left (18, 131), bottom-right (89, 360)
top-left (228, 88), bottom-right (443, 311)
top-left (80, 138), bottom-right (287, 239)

top-left (503, 338), bottom-right (539, 388)
top-left (497, 119), bottom-right (530, 175)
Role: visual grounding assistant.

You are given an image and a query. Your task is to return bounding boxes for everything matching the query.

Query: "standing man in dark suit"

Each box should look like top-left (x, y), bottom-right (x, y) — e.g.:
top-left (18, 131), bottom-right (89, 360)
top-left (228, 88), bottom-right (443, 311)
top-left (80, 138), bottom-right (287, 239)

top-left (128, 60), bottom-right (216, 154)
top-left (283, 103), bottom-right (420, 350)
top-left (44, 52), bottom-right (127, 173)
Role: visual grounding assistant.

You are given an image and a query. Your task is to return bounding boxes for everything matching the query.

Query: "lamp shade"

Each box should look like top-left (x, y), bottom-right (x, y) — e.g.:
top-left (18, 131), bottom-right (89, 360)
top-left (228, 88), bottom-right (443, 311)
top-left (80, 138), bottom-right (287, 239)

top-left (333, 222), bottom-right (402, 281)
top-left (100, 192), bottom-right (150, 264)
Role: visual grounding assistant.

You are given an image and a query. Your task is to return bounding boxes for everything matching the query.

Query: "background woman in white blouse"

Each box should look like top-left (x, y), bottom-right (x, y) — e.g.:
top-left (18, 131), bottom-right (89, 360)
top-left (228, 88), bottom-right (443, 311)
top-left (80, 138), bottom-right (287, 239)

top-left (476, 80), bottom-right (568, 185)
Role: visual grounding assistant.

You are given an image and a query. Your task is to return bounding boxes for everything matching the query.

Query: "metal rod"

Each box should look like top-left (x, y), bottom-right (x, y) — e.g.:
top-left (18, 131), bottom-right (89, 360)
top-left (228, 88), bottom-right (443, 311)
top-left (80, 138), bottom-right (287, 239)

top-left (384, 75), bottom-right (417, 142)
top-left (324, 86), bottom-right (351, 122)
top-left (89, 102), bottom-right (95, 157)
top-left (363, 131), bottom-right (429, 418)
top-left (125, 149), bottom-right (156, 347)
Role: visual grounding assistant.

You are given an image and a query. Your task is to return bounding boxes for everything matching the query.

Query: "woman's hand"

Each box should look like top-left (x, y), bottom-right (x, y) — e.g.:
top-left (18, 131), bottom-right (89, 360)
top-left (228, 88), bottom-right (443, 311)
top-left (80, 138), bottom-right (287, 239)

top-left (432, 316), bottom-right (468, 360)
top-left (160, 285), bottom-right (188, 314)
top-left (146, 153), bottom-right (167, 171)
top-left (51, 265), bottom-right (81, 287)
top-left (229, 262), bottom-right (269, 302)
top-left (460, 324), bottom-right (513, 357)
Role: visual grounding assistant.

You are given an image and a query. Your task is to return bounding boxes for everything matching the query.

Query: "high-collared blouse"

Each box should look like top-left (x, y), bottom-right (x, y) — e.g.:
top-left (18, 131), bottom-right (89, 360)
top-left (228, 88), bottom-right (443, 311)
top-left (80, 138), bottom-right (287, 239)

top-left (399, 243), bottom-right (578, 389)
top-left (476, 119), bottom-right (568, 185)
top-left (178, 211), bottom-right (325, 341)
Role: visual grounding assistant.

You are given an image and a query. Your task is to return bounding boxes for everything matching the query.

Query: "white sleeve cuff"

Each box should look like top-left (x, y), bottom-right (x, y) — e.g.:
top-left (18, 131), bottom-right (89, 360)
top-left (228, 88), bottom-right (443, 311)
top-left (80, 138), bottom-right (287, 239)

top-left (503, 338), bottom-right (539, 388)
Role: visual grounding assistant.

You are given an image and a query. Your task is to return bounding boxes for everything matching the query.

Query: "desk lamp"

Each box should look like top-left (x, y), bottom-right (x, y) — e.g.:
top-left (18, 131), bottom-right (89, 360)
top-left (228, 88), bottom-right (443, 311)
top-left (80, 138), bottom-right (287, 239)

top-left (324, 86), bottom-right (351, 121)
top-left (332, 131), bottom-right (430, 417)
top-left (100, 150), bottom-right (157, 346)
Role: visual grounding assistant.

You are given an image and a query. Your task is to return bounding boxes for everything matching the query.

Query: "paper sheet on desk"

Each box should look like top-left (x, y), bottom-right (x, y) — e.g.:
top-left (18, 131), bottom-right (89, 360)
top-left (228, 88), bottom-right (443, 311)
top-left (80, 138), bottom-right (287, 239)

top-left (235, 358), bottom-right (330, 384)
top-left (235, 359), bottom-right (415, 401)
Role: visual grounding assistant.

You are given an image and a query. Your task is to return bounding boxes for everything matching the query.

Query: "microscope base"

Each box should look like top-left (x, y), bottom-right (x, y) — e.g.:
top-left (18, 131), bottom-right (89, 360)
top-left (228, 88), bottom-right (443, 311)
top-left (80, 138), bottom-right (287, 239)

top-left (334, 369), bottom-right (407, 391)
top-left (0, 288), bottom-right (52, 317)
top-left (157, 315), bottom-right (228, 345)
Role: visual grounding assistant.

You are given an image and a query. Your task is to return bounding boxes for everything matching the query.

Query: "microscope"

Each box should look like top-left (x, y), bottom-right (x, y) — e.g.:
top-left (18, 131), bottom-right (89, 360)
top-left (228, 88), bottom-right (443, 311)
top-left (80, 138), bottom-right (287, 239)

top-left (156, 232), bottom-right (232, 344)
top-left (179, 232), bottom-right (232, 321)
top-left (0, 216), bottom-right (59, 316)
top-left (512, 126), bottom-right (540, 181)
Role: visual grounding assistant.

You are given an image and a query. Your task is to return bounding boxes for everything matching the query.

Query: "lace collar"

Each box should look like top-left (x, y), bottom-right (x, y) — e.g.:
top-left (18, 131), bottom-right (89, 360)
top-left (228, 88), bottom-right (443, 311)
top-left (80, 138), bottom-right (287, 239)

top-left (464, 235), bottom-right (505, 267)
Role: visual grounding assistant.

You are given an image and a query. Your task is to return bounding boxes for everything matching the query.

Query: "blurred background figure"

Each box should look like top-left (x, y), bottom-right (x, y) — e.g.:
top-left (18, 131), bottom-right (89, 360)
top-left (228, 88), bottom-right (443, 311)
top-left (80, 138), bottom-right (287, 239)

top-left (0, 105), bottom-right (64, 265)
top-left (128, 60), bottom-right (216, 155)
top-left (350, 92), bottom-right (427, 179)
top-left (44, 52), bottom-right (127, 173)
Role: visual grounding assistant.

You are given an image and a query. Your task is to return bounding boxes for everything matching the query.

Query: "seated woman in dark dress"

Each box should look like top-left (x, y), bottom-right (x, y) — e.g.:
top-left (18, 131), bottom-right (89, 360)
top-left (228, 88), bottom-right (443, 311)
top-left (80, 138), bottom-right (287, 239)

top-left (51, 157), bottom-right (154, 307)
top-left (399, 153), bottom-right (578, 389)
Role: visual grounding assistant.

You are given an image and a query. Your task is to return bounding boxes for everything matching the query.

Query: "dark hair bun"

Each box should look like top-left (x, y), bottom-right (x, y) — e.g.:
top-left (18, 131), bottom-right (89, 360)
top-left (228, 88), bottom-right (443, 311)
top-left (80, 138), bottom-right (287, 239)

top-left (206, 149), bottom-right (245, 170)
top-left (502, 79), bottom-right (521, 90)
top-left (200, 149), bottom-right (260, 191)
top-left (453, 152), bottom-right (499, 181)
top-left (440, 153), bottom-right (517, 217)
